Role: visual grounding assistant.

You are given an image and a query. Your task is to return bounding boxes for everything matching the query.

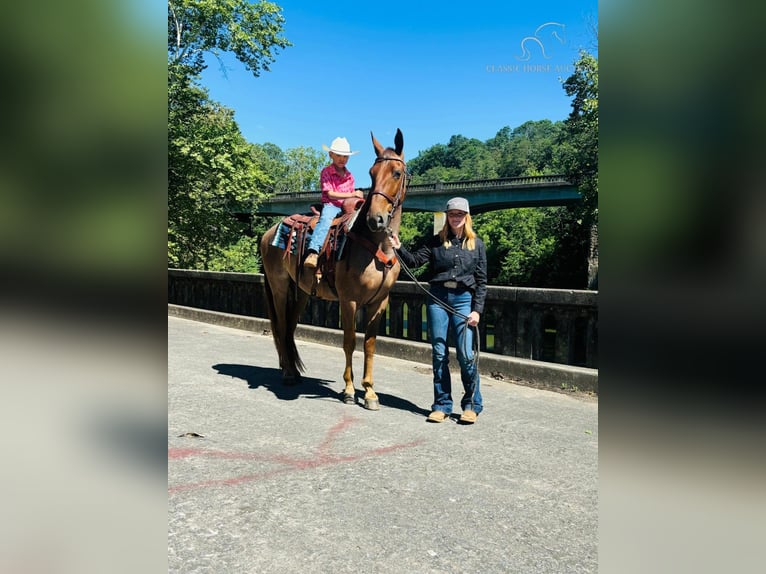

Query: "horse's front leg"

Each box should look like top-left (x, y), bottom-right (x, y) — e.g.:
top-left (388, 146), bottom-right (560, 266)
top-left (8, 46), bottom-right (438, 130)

top-left (360, 333), bottom-right (380, 410)
top-left (340, 301), bottom-right (357, 404)
top-left (360, 300), bottom-right (387, 411)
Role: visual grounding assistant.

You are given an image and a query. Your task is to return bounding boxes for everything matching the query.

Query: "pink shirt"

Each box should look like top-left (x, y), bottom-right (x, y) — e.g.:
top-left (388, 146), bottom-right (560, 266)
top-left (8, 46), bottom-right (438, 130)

top-left (320, 164), bottom-right (356, 207)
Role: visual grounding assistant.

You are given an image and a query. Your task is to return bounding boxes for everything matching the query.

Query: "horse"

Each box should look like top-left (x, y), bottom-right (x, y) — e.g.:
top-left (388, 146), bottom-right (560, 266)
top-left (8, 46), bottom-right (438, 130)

top-left (259, 129), bottom-right (408, 410)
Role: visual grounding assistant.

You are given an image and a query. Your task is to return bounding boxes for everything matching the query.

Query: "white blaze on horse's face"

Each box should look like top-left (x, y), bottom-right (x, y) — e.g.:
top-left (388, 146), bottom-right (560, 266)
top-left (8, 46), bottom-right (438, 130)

top-left (367, 129), bottom-right (405, 233)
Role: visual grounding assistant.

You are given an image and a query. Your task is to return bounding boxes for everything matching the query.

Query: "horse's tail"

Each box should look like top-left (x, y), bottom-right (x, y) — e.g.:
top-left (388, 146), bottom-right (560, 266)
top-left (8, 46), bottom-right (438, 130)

top-left (261, 243), bottom-right (305, 375)
top-left (283, 281), bottom-right (306, 374)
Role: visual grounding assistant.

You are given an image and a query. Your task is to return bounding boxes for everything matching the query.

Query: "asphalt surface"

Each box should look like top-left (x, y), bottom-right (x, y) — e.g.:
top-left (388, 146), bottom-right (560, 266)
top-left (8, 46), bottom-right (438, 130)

top-left (168, 315), bottom-right (598, 573)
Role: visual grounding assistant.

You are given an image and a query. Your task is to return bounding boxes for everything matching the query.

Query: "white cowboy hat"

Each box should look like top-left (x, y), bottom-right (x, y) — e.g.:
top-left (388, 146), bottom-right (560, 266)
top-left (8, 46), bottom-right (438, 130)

top-left (322, 137), bottom-right (359, 156)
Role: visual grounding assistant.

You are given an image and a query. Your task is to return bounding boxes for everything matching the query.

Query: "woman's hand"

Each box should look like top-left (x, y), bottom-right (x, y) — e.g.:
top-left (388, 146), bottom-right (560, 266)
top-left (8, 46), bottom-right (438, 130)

top-left (390, 234), bottom-right (401, 249)
top-left (467, 311), bottom-right (480, 327)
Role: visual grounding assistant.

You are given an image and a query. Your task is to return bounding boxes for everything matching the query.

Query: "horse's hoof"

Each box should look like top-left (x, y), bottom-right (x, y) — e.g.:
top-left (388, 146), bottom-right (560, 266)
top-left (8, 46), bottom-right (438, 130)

top-left (342, 393), bottom-right (356, 405)
top-left (283, 375), bottom-right (300, 386)
top-left (364, 399), bottom-right (380, 411)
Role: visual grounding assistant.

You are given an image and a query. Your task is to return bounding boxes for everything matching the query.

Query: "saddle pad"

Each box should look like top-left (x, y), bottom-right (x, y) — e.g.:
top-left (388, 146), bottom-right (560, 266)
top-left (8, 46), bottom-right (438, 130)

top-left (270, 221), bottom-right (291, 250)
top-left (271, 221), bottom-right (313, 254)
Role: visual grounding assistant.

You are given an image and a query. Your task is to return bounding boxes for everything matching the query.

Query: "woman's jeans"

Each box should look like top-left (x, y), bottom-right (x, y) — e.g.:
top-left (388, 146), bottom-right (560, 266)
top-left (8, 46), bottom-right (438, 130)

top-left (426, 285), bottom-right (483, 415)
top-left (307, 203), bottom-right (342, 253)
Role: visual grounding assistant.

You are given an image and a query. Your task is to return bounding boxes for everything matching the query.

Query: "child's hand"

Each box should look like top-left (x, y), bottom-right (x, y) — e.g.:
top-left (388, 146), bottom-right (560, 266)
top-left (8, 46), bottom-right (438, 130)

top-left (354, 190), bottom-right (364, 199)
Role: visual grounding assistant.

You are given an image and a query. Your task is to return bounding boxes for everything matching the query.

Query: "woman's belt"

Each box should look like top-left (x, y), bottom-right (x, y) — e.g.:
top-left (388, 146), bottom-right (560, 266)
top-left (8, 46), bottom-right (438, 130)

top-left (442, 280), bottom-right (458, 289)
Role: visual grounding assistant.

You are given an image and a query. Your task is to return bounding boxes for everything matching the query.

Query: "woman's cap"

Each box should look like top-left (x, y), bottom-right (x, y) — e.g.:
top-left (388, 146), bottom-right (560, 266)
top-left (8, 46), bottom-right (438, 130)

top-left (445, 197), bottom-right (470, 213)
top-left (322, 137), bottom-right (359, 156)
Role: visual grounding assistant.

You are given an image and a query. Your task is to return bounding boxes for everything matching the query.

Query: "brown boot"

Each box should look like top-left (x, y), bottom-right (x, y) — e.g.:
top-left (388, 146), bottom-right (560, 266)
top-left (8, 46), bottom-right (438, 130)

top-left (459, 409), bottom-right (477, 424)
top-left (426, 410), bottom-right (450, 423)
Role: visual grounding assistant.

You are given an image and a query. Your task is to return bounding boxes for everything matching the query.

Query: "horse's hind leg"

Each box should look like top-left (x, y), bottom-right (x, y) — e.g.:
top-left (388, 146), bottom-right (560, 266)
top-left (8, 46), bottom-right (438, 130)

top-left (339, 300), bottom-right (358, 404)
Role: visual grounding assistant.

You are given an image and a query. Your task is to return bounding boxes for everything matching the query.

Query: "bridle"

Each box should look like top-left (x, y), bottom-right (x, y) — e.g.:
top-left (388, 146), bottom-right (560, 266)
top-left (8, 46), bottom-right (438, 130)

top-left (345, 154), bottom-right (410, 305)
top-left (367, 155), bottom-right (411, 215)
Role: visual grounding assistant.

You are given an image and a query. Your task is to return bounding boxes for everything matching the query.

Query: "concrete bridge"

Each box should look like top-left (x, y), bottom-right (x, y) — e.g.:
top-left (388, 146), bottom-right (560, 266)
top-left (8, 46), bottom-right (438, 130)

top-left (253, 174), bottom-right (580, 216)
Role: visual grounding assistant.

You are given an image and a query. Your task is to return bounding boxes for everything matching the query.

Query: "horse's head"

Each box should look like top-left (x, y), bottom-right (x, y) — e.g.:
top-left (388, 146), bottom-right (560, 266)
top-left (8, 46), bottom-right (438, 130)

top-left (367, 128), bottom-right (408, 233)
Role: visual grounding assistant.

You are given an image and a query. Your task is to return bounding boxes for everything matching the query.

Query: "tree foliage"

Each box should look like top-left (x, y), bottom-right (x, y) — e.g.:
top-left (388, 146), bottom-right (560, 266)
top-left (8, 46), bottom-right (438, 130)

top-left (168, 77), bottom-right (268, 269)
top-left (251, 144), bottom-right (326, 194)
top-left (207, 236), bottom-right (261, 272)
top-left (474, 208), bottom-right (557, 285)
top-left (168, 0), bottom-right (291, 77)
top-left (553, 50), bottom-right (599, 288)
top-left (167, 0), bottom-right (291, 271)
top-left (488, 120), bottom-right (563, 177)
top-left (397, 51), bottom-right (598, 288)
top-left (400, 119), bottom-right (569, 286)
top-left (408, 135), bottom-right (498, 183)
top-left (559, 51), bottom-right (598, 215)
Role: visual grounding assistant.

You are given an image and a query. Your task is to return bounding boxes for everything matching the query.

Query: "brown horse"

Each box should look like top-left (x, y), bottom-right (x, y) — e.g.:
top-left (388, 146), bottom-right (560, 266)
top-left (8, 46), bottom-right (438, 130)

top-left (259, 129), bottom-right (409, 410)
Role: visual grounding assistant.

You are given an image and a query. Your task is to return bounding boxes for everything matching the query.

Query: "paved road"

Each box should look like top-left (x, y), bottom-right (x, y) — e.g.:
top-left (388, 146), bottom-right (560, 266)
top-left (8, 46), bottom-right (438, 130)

top-left (168, 316), bottom-right (598, 573)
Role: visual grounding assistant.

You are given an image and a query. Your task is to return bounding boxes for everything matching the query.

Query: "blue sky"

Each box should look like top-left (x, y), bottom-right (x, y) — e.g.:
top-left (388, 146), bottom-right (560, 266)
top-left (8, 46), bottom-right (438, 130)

top-left (201, 0), bottom-right (598, 179)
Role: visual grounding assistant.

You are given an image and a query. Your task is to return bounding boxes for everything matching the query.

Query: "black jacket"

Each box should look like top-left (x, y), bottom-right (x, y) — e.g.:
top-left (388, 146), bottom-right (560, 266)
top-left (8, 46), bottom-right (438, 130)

top-left (396, 233), bottom-right (488, 314)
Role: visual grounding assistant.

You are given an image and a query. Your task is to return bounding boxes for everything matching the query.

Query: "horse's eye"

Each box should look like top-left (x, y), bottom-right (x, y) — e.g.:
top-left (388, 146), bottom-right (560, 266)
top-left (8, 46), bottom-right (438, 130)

top-left (393, 170), bottom-right (401, 180)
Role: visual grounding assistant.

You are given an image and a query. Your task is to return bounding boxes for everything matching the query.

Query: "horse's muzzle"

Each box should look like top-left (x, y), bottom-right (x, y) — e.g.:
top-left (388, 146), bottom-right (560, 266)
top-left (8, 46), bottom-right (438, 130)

top-left (367, 213), bottom-right (388, 232)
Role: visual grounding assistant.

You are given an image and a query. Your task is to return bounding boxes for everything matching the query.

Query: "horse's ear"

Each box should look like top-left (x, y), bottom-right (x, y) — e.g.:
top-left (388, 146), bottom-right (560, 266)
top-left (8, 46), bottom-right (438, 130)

top-left (371, 131), bottom-right (384, 158)
top-left (394, 128), bottom-right (404, 158)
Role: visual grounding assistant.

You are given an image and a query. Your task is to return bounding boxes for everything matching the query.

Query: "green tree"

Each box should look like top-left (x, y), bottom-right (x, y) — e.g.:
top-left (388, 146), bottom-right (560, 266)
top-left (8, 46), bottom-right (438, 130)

top-left (168, 79), bottom-right (268, 269)
top-left (284, 146), bottom-right (326, 192)
top-left (409, 135), bottom-right (497, 182)
top-left (554, 50), bottom-right (598, 288)
top-left (251, 143), bottom-right (325, 194)
top-left (208, 236), bottom-right (261, 272)
top-left (396, 212), bottom-right (438, 280)
top-left (167, 0), bottom-right (291, 270)
top-left (249, 142), bottom-right (284, 195)
top-left (474, 209), bottom-right (556, 285)
top-left (487, 120), bottom-right (563, 177)
top-left (168, 0), bottom-right (291, 77)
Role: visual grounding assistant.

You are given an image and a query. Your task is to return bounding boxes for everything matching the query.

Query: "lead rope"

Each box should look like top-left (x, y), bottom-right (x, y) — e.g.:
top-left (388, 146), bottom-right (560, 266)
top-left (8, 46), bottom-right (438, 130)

top-left (388, 232), bottom-right (480, 412)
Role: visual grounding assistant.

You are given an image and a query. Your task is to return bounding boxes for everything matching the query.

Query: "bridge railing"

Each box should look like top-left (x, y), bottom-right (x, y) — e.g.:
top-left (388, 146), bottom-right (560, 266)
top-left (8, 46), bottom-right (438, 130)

top-left (263, 175), bottom-right (572, 201)
top-left (168, 269), bottom-right (597, 368)
top-left (406, 174), bottom-right (572, 192)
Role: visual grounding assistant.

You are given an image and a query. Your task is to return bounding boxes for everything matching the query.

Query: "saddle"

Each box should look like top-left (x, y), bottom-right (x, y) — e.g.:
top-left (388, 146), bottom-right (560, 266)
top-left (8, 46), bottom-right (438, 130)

top-left (273, 197), bottom-right (365, 290)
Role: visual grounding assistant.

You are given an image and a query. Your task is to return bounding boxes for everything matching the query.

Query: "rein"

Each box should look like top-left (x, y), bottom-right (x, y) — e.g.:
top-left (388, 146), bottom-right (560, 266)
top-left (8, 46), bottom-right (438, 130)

top-left (349, 154), bottom-right (410, 305)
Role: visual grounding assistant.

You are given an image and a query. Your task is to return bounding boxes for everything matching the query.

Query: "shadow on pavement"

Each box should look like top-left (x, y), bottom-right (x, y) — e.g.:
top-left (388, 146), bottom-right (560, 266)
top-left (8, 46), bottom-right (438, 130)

top-left (212, 363), bottom-right (430, 417)
top-left (375, 392), bottom-right (431, 417)
top-left (212, 363), bottom-right (336, 401)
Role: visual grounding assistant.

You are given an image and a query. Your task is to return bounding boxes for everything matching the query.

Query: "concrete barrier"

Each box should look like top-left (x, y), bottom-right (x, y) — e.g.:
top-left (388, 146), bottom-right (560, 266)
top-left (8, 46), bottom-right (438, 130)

top-left (168, 304), bottom-right (598, 394)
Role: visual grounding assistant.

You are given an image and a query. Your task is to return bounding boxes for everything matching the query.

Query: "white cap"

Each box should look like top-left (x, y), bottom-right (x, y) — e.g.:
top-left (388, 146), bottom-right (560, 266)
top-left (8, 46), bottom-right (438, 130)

top-left (445, 197), bottom-right (470, 213)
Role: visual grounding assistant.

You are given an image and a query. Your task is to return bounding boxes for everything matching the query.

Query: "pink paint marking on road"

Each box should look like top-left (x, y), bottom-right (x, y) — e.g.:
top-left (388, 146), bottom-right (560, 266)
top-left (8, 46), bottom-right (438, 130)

top-left (169, 414), bottom-right (425, 494)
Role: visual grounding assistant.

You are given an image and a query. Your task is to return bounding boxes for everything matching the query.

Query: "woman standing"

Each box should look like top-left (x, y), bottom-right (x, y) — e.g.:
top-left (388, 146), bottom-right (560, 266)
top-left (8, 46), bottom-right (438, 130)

top-left (391, 197), bottom-right (487, 424)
